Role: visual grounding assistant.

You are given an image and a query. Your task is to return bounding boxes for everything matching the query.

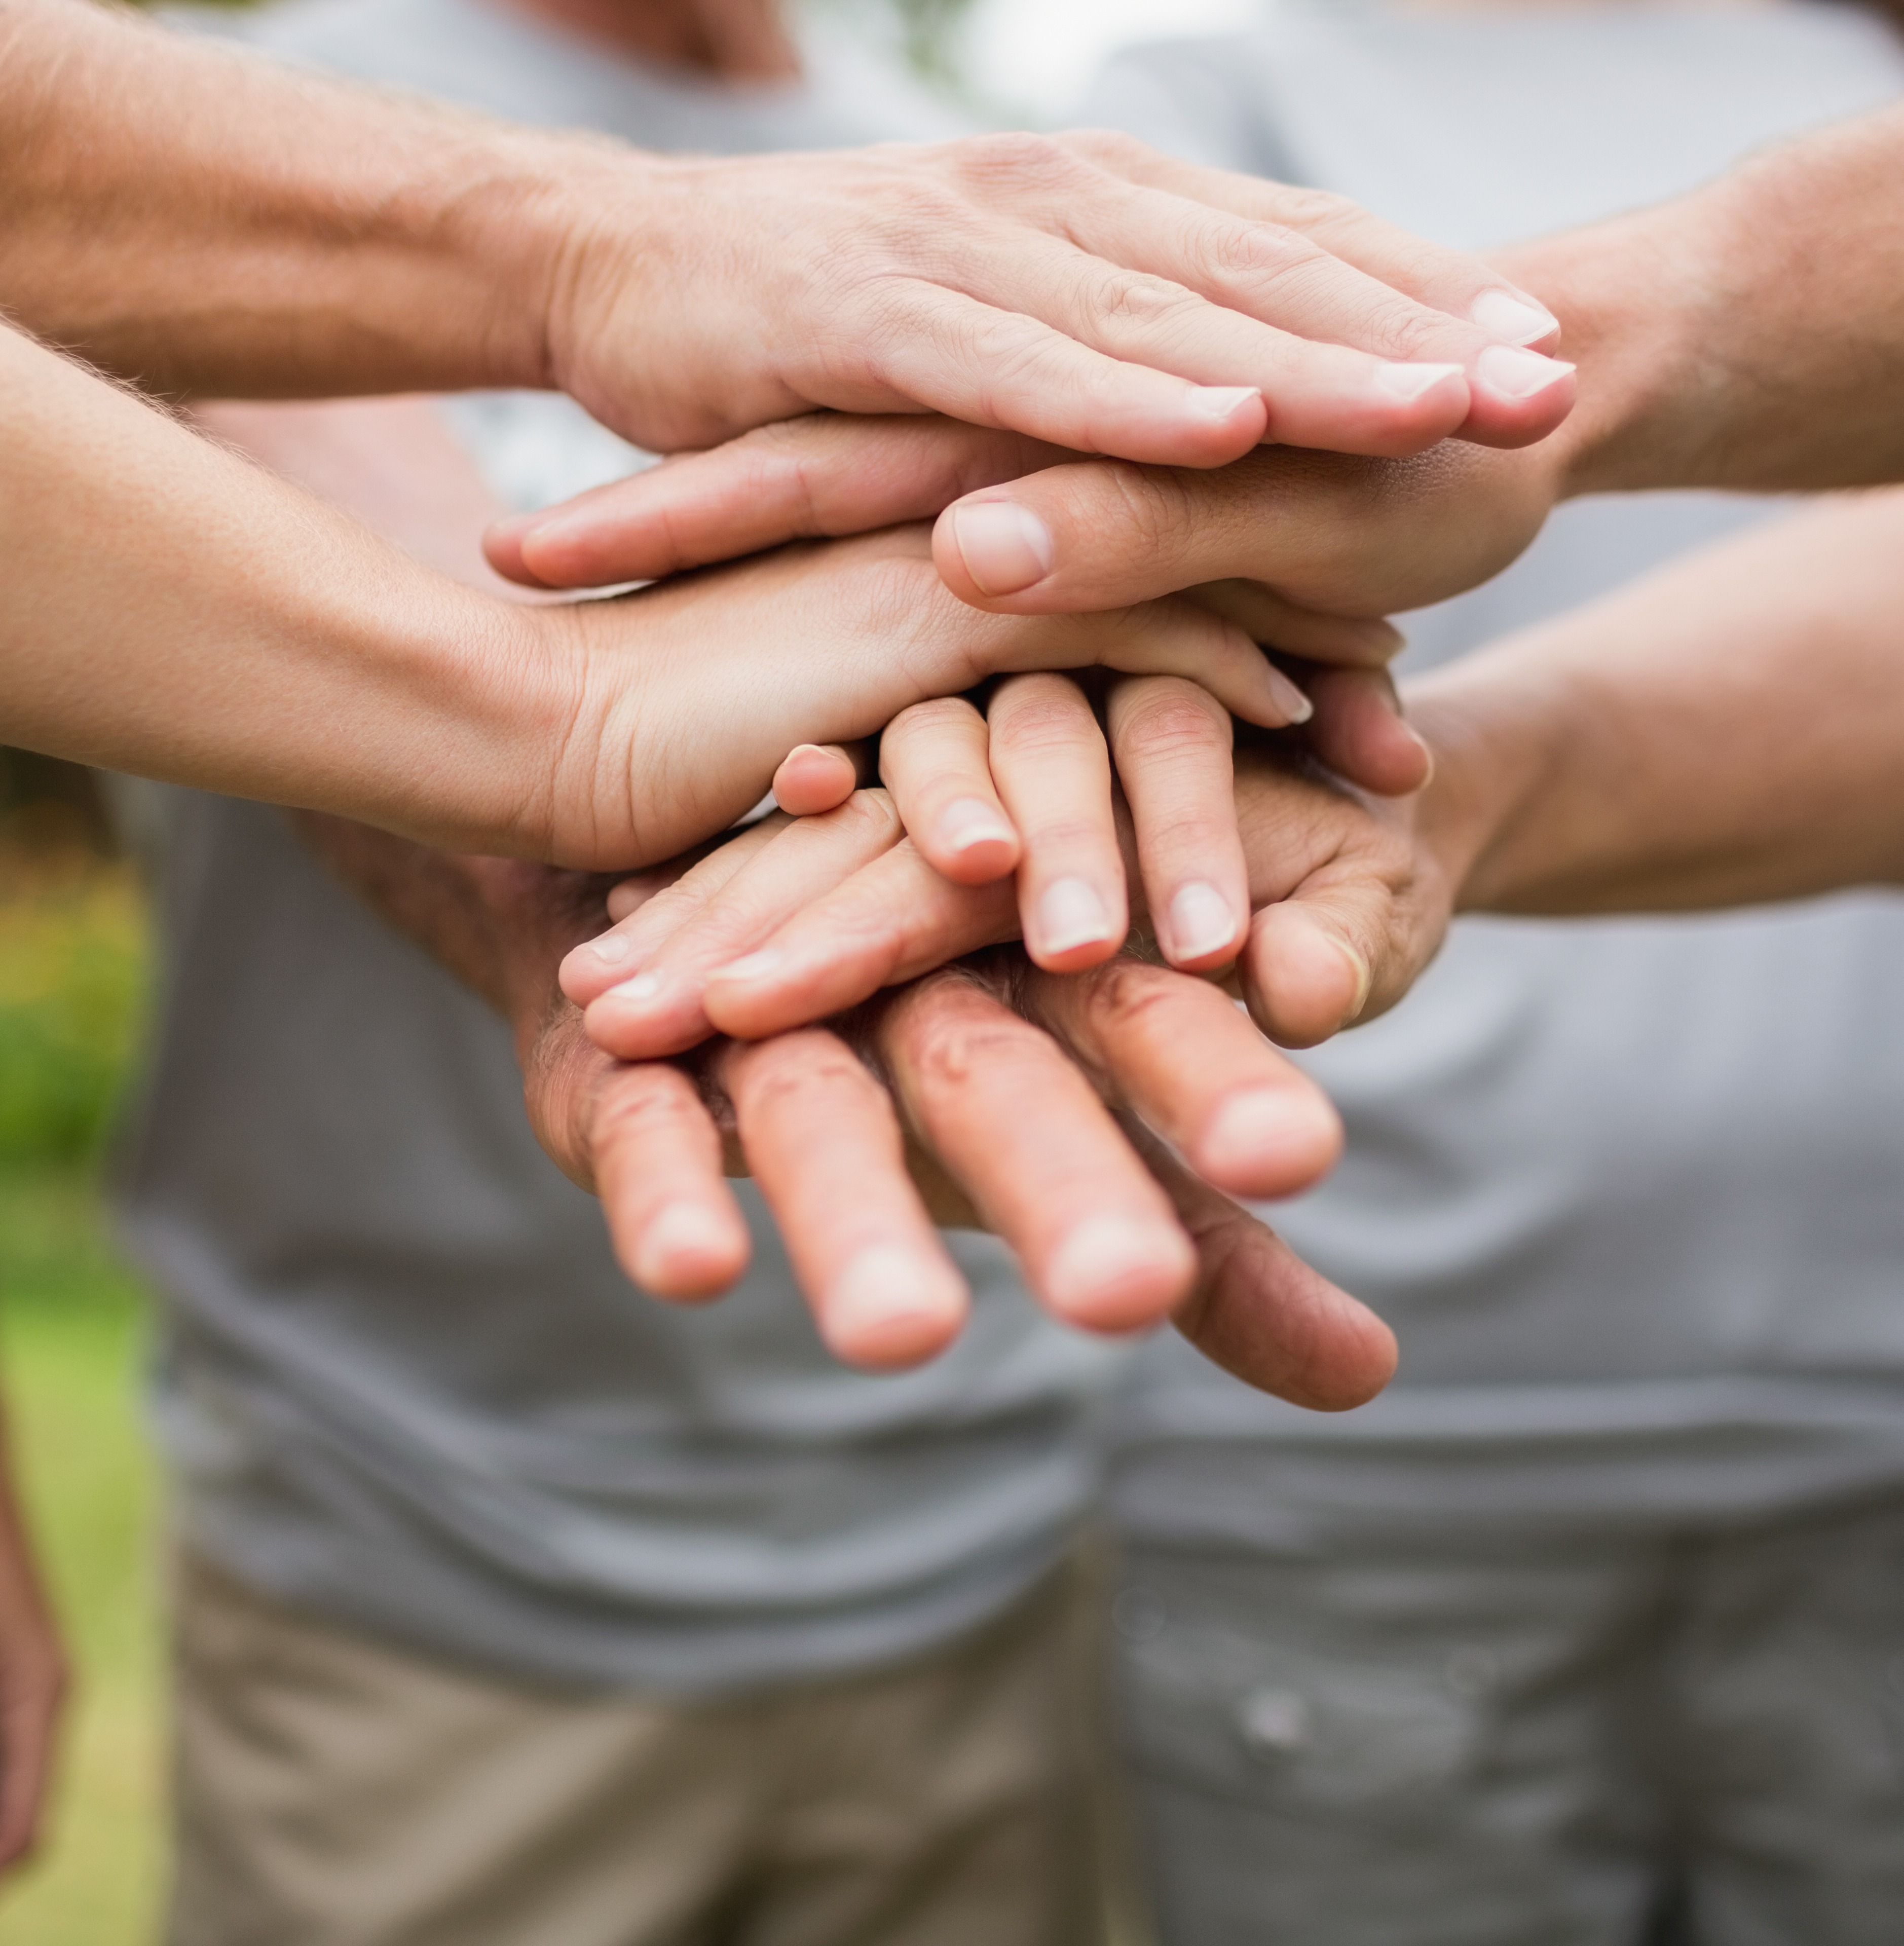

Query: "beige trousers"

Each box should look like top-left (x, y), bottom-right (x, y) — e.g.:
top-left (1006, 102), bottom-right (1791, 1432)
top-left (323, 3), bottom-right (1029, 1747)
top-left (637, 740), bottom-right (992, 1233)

top-left (168, 1550), bottom-right (1112, 1946)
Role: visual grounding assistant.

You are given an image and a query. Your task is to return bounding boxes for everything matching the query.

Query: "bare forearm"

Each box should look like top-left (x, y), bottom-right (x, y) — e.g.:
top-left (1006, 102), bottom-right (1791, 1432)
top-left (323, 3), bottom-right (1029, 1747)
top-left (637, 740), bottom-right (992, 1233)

top-left (1510, 104), bottom-right (1904, 501)
top-left (0, 0), bottom-right (606, 399)
top-left (0, 321), bottom-right (566, 847)
top-left (1412, 490), bottom-right (1904, 914)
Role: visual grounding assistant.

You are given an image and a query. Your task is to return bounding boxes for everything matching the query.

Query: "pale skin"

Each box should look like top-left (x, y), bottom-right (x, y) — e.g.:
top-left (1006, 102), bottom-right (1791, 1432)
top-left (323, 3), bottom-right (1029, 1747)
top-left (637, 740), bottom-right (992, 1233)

top-left (569, 489), bottom-right (1904, 1066)
top-left (497, 96), bottom-right (1904, 626)
top-left (8, 326), bottom-right (1334, 872)
top-left (527, 58), bottom-right (1904, 1014)
top-left (1, 0), bottom-right (1574, 458)
top-left (0, 0), bottom-right (1582, 862)
top-left (189, 391), bottom-right (1387, 1393)
top-left (295, 806), bottom-right (1393, 1399)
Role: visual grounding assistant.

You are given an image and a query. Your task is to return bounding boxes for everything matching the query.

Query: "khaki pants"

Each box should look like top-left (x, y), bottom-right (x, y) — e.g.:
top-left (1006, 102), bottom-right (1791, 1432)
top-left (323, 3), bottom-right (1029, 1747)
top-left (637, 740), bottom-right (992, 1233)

top-left (170, 1551), bottom-right (1111, 1946)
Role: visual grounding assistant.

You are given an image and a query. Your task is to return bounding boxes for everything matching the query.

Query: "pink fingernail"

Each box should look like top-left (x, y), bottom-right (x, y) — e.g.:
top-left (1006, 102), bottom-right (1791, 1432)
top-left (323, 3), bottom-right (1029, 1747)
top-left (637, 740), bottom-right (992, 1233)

top-left (590, 932), bottom-right (633, 964)
top-left (607, 971), bottom-right (664, 1007)
top-left (1263, 661), bottom-right (1313, 726)
top-left (939, 797), bottom-right (1015, 854)
top-left (949, 501), bottom-right (1055, 597)
top-left (1470, 288), bottom-right (1559, 345)
top-left (630, 1203), bottom-right (737, 1291)
top-left (1200, 1089), bottom-right (1333, 1181)
top-left (1034, 878), bottom-right (1115, 958)
top-left (1168, 882), bottom-right (1238, 962)
top-left (825, 1246), bottom-right (966, 1363)
top-left (1043, 1215), bottom-right (1195, 1331)
top-left (706, 949), bottom-right (783, 986)
top-left (1475, 344), bottom-right (1575, 402)
top-left (1373, 361), bottom-right (1464, 403)
top-left (1186, 384), bottom-right (1261, 422)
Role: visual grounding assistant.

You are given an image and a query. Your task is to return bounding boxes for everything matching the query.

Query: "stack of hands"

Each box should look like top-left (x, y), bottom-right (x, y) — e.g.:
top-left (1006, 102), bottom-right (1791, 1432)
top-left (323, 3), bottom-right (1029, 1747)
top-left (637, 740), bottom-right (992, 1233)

top-left (24, 0), bottom-right (1904, 1430)
top-left (420, 192), bottom-right (1584, 1409)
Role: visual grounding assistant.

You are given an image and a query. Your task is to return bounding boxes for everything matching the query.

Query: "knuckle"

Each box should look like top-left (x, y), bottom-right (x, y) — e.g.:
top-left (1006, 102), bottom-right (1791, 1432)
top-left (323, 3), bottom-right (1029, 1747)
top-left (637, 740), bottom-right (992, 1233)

top-left (1057, 126), bottom-right (1150, 171)
top-left (591, 1068), bottom-right (699, 1150)
top-left (1262, 185), bottom-right (1361, 233)
top-left (825, 788), bottom-right (904, 847)
top-left (952, 129), bottom-right (1076, 191)
top-left (1203, 218), bottom-right (1318, 284)
top-left (1082, 268), bottom-right (1206, 340)
top-left (1099, 462), bottom-right (1196, 555)
top-left (1082, 956), bottom-right (1184, 1036)
top-left (908, 1006), bottom-right (1048, 1093)
top-left (989, 692), bottom-right (1099, 762)
top-left (740, 1034), bottom-right (881, 1113)
top-left (1113, 681), bottom-right (1231, 763)
top-left (887, 694), bottom-right (982, 745)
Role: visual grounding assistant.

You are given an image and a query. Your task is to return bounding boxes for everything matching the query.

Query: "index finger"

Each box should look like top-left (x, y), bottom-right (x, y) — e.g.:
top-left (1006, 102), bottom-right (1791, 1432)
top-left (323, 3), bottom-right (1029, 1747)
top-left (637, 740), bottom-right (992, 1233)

top-left (1061, 132), bottom-right (1562, 349)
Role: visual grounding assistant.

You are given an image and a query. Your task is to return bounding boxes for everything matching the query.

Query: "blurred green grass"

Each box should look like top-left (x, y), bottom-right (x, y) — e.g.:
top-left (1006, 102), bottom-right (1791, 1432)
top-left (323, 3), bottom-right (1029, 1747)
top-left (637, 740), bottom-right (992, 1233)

top-left (0, 839), bottom-right (164, 1945)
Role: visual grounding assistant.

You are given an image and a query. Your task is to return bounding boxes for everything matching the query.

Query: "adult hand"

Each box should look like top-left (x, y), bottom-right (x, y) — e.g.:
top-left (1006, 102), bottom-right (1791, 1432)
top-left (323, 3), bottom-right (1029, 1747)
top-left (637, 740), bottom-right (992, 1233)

top-left (297, 814), bottom-right (1391, 1403)
top-left (530, 524), bottom-right (1327, 871)
top-left (1, 0), bottom-right (1567, 475)
top-left (573, 660), bottom-right (1424, 1029)
top-left (533, 905), bottom-right (1389, 1404)
top-left (543, 126), bottom-right (1577, 468)
top-left (496, 100), bottom-right (1904, 617)
top-left (565, 732), bottom-right (1457, 1063)
top-left (486, 412), bottom-right (1565, 643)
top-left (566, 658), bottom-right (1435, 1051)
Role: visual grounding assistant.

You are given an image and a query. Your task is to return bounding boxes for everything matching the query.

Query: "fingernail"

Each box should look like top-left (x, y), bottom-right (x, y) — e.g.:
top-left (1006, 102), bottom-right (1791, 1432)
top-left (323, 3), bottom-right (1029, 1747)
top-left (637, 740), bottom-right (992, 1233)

top-left (1168, 881), bottom-right (1239, 962)
top-left (1475, 344), bottom-right (1575, 402)
top-left (939, 796), bottom-right (1016, 854)
top-left (706, 948), bottom-right (783, 987)
top-left (607, 971), bottom-right (664, 1007)
top-left (1336, 938), bottom-right (1373, 1020)
top-left (1034, 877), bottom-right (1115, 957)
top-left (1373, 360), bottom-right (1464, 403)
top-left (590, 932), bottom-right (633, 965)
top-left (949, 501), bottom-right (1055, 597)
top-left (826, 1245), bottom-right (965, 1360)
top-left (1186, 384), bottom-right (1261, 422)
top-left (1470, 288), bottom-right (1559, 345)
top-left (1262, 660), bottom-right (1313, 726)
top-left (631, 1203), bottom-right (737, 1291)
top-left (1043, 1215), bottom-right (1194, 1330)
top-left (1200, 1089), bottom-right (1336, 1185)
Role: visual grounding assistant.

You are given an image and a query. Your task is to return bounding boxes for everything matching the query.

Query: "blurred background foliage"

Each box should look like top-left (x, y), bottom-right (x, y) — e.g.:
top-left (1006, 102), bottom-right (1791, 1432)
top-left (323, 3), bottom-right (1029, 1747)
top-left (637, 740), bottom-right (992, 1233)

top-left (0, 750), bottom-right (164, 1946)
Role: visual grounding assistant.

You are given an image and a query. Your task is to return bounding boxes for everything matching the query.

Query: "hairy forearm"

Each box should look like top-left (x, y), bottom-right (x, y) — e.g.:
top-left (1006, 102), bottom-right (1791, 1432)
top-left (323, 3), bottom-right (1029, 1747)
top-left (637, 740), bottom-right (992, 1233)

top-left (0, 321), bottom-right (571, 848)
top-left (1506, 104), bottom-right (1904, 501)
top-left (1411, 490), bottom-right (1904, 914)
top-left (0, 0), bottom-right (618, 399)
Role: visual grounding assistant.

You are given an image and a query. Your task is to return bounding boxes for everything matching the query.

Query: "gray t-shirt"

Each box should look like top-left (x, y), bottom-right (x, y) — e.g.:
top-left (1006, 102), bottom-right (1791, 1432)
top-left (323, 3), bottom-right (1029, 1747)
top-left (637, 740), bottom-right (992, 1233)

top-left (1094, 0), bottom-right (1904, 1548)
top-left (116, 0), bottom-right (1128, 1695)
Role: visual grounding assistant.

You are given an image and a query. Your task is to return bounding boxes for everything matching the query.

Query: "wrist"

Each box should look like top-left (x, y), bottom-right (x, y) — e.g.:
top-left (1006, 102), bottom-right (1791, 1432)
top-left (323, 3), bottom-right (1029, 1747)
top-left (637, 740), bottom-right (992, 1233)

top-left (355, 582), bottom-right (582, 858)
top-left (418, 132), bottom-right (622, 394)
top-left (465, 139), bottom-right (678, 433)
top-left (1404, 661), bottom-right (1569, 914)
top-left (1496, 202), bottom-right (1714, 502)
